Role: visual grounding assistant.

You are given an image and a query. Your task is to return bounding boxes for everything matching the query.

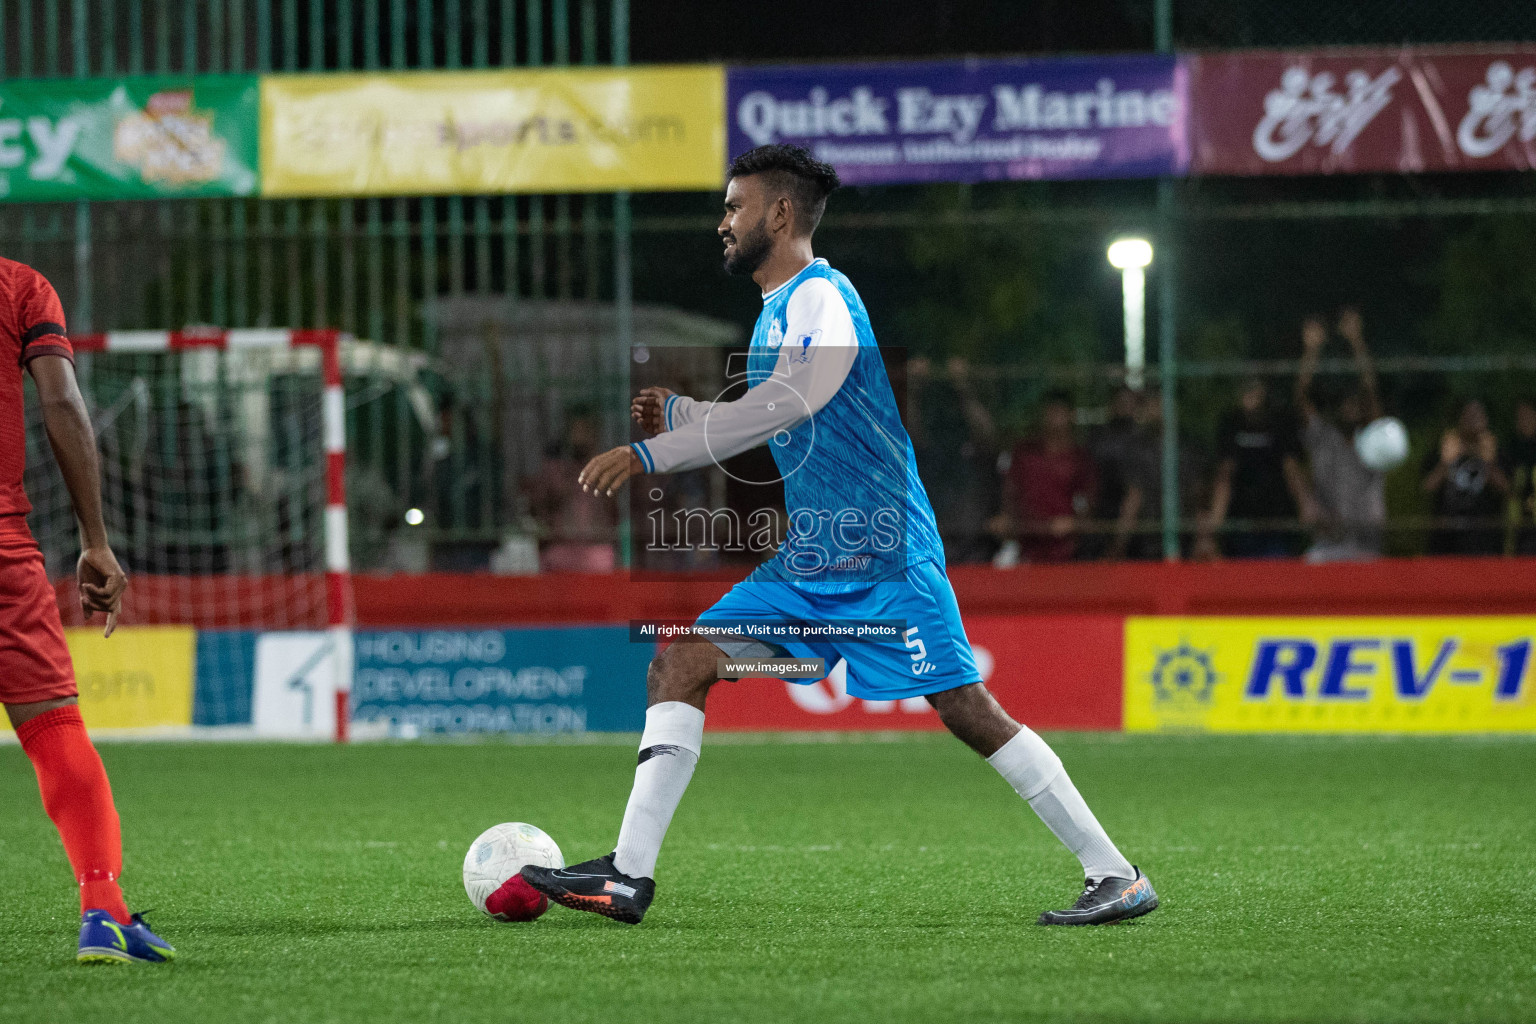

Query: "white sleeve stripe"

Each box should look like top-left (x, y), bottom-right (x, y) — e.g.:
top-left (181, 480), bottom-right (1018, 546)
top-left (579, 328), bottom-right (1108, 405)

top-left (784, 278), bottom-right (858, 348)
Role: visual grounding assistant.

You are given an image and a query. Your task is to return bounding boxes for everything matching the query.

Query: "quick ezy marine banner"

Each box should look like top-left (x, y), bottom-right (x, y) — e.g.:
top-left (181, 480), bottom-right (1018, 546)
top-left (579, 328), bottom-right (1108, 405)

top-left (726, 55), bottom-right (1188, 185)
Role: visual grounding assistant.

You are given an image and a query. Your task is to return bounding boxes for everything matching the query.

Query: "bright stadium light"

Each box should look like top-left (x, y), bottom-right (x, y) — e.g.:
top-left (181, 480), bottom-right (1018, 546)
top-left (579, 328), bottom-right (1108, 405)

top-left (404, 508), bottom-right (425, 526)
top-left (1107, 237), bottom-right (1153, 390)
top-left (1107, 237), bottom-right (1153, 270)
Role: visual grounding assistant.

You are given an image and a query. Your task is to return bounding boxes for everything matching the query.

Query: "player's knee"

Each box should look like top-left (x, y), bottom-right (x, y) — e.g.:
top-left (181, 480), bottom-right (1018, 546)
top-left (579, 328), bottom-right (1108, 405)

top-left (4, 695), bottom-right (77, 730)
top-left (926, 683), bottom-right (1019, 756)
top-left (925, 682), bottom-right (977, 719)
top-left (926, 692), bottom-right (970, 737)
top-left (645, 643), bottom-right (716, 705)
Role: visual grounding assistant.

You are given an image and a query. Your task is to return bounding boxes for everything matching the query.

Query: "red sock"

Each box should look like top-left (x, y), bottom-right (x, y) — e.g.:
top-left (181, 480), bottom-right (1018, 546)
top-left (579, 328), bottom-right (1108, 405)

top-left (16, 705), bottom-right (132, 925)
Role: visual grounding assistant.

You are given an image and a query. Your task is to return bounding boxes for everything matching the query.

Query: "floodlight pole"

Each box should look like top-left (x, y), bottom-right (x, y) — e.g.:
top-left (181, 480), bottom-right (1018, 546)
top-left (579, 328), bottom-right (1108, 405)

top-left (1120, 264), bottom-right (1146, 391)
top-left (1107, 239), bottom-right (1152, 391)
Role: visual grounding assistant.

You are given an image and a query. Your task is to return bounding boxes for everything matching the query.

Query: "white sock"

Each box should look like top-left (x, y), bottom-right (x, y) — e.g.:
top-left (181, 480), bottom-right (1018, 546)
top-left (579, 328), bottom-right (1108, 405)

top-left (611, 701), bottom-right (705, 880)
top-left (987, 726), bottom-right (1135, 882)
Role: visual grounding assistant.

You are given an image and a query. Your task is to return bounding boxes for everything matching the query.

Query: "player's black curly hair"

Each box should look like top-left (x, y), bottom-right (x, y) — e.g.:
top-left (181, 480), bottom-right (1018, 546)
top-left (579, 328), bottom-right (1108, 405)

top-left (726, 144), bottom-right (841, 235)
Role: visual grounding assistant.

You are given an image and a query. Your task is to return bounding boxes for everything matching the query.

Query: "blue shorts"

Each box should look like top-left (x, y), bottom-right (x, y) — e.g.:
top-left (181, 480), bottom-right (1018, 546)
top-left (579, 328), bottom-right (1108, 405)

top-left (696, 560), bottom-right (982, 701)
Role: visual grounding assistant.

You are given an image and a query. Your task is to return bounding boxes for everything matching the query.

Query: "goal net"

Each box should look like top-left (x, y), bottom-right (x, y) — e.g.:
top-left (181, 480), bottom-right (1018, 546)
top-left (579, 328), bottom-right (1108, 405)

top-left (23, 329), bottom-right (353, 739)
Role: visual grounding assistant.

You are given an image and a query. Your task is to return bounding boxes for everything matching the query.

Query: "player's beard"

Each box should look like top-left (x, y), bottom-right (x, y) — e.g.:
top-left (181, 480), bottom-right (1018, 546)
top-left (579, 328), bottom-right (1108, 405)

top-left (723, 217), bottom-right (771, 277)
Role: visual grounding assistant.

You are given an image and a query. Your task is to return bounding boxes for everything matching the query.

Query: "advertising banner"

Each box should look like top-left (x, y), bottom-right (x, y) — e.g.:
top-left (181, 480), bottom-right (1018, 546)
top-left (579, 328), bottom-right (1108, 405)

top-left (36, 626), bottom-right (195, 731)
top-left (727, 56), bottom-right (1187, 186)
top-left (260, 66), bottom-right (725, 197)
top-left (1125, 616), bottom-right (1536, 733)
top-left (350, 627), bottom-right (651, 736)
top-left (1188, 47), bottom-right (1536, 176)
top-left (0, 76), bottom-right (259, 201)
top-left (252, 631), bottom-right (341, 739)
top-left (705, 615), bottom-right (1124, 732)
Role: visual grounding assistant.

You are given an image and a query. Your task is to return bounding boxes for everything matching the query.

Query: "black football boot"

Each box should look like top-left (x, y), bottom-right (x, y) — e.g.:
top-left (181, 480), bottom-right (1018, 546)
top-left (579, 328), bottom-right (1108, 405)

top-left (521, 853), bottom-right (656, 925)
top-left (1037, 867), bottom-right (1158, 925)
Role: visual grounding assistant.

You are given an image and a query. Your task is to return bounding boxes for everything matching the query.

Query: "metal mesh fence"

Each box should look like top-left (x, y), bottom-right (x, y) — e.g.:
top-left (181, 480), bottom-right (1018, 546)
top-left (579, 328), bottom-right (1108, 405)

top-left (3, 0), bottom-right (1535, 571)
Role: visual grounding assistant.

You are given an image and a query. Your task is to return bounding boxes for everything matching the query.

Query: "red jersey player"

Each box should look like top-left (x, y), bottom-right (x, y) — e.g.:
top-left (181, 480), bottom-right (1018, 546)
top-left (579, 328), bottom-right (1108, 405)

top-left (0, 257), bottom-right (174, 964)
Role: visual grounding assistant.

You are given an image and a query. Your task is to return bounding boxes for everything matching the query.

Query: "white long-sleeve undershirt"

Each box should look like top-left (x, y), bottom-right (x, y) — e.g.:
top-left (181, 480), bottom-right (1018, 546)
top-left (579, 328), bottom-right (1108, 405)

top-left (635, 276), bottom-right (857, 475)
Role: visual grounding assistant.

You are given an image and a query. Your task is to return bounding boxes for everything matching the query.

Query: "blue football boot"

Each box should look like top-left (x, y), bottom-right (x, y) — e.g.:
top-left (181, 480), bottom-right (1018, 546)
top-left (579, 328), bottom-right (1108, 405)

top-left (77, 909), bottom-right (176, 964)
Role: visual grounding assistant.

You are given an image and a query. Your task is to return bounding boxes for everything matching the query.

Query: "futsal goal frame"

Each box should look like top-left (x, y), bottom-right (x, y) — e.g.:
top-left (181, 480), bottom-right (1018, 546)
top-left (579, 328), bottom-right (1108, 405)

top-left (67, 327), bottom-right (355, 742)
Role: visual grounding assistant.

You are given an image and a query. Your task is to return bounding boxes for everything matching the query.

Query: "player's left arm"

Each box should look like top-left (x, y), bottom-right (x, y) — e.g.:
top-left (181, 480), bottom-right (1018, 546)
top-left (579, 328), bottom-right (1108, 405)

top-left (30, 353), bottom-right (127, 636)
top-left (582, 279), bottom-right (858, 495)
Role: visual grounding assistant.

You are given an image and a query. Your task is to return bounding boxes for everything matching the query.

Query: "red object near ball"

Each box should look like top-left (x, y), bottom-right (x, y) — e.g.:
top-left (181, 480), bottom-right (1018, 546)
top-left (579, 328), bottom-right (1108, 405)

top-left (484, 874), bottom-right (549, 922)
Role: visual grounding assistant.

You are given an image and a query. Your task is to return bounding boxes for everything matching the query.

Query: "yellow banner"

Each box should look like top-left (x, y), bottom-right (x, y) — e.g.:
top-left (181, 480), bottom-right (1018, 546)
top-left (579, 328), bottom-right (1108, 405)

top-left (260, 66), bottom-right (725, 196)
top-left (1125, 617), bottom-right (1536, 734)
top-left (0, 627), bottom-right (197, 733)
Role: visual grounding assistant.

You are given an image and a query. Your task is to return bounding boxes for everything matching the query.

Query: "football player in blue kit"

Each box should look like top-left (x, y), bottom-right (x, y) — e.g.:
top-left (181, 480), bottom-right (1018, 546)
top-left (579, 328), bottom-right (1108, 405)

top-left (521, 145), bottom-right (1157, 927)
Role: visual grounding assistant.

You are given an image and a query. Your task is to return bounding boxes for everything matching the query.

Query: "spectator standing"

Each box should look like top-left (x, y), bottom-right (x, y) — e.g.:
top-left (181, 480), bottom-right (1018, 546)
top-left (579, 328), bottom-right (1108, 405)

top-left (1505, 399), bottom-right (1536, 555)
top-left (1294, 309), bottom-right (1387, 562)
top-left (1195, 377), bottom-right (1317, 560)
top-left (1106, 388), bottom-right (1203, 560)
top-left (1086, 386), bottom-right (1140, 560)
top-left (997, 390), bottom-right (1096, 563)
top-left (1421, 399), bottom-right (1509, 556)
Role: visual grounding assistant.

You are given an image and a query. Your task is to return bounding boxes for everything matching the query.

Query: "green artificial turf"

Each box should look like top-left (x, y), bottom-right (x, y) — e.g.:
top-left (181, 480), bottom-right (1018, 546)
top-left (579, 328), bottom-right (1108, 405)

top-left (1, 733), bottom-right (1533, 1023)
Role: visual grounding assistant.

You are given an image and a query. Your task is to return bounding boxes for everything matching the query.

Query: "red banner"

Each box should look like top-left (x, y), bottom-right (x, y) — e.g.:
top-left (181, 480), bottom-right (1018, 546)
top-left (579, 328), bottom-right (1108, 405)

top-left (703, 614), bottom-right (1124, 732)
top-left (1189, 47), bottom-right (1536, 176)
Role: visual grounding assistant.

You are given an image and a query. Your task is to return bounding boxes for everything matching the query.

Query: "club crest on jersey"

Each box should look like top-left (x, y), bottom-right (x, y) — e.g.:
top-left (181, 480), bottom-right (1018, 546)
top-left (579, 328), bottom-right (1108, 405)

top-left (789, 329), bottom-right (821, 364)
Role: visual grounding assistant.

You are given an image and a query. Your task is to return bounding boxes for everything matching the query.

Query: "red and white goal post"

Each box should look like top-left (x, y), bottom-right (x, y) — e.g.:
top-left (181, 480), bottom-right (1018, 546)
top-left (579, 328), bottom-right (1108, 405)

top-left (54, 327), bottom-right (355, 740)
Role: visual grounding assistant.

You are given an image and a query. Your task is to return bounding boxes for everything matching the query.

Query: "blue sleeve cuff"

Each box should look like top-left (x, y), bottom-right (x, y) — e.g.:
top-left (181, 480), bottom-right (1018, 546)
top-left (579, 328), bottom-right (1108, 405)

top-left (631, 441), bottom-right (655, 473)
top-left (664, 393), bottom-right (678, 431)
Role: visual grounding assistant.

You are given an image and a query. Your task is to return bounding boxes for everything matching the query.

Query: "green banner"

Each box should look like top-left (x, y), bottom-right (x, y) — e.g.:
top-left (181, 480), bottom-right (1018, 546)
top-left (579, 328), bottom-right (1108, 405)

top-left (0, 75), bottom-right (259, 201)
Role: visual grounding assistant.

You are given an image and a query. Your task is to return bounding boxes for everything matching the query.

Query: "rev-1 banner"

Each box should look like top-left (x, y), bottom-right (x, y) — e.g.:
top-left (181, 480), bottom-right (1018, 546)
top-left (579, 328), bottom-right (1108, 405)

top-left (727, 56), bottom-right (1187, 185)
top-left (1189, 47), bottom-right (1536, 176)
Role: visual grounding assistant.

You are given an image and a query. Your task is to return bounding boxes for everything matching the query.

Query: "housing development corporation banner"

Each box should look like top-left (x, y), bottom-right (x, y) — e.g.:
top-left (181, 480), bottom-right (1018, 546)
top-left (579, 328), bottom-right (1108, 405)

top-left (727, 56), bottom-right (1188, 185)
top-left (348, 627), bottom-right (651, 735)
top-left (1125, 617), bottom-right (1536, 734)
top-left (260, 66), bottom-right (725, 196)
top-left (0, 76), bottom-right (259, 201)
top-left (1188, 47), bottom-right (1536, 175)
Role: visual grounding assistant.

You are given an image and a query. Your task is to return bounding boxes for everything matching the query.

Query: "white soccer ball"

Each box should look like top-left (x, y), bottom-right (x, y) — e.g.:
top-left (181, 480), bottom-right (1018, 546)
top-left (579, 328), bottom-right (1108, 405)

top-left (1355, 416), bottom-right (1409, 472)
top-left (462, 822), bottom-right (564, 922)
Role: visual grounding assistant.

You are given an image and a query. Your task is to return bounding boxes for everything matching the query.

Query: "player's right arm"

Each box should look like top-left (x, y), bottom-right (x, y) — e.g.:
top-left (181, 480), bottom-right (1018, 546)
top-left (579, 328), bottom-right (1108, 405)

top-left (588, 278), bottom-right (857, 494)
top-left (630, 278), bottom-right (858, 476)
top-left (30, 355), bottom-right (127, 636)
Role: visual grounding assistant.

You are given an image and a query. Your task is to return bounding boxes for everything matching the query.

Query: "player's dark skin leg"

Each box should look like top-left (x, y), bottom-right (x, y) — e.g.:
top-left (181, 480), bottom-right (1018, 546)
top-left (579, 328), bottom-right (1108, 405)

top-left (6, 696), bottom-right (78, 729)
top-left (645, 636), bottom-right (725, 710)
top-left (647, 639), bottom-right (1021, 758)
top-left (925, 683), bottom-right (1021, 758)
